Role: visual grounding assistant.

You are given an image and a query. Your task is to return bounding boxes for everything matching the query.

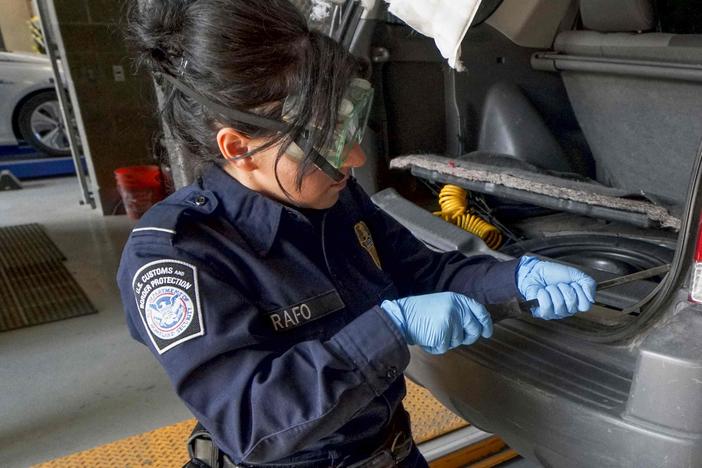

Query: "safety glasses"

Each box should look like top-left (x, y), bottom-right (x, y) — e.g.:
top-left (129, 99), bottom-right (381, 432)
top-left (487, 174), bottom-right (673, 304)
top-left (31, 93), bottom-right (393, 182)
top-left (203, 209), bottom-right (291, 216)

top-left (159, 73), bottom-right (373, 182)
top-left (283, 78), bottom-right (374, 171)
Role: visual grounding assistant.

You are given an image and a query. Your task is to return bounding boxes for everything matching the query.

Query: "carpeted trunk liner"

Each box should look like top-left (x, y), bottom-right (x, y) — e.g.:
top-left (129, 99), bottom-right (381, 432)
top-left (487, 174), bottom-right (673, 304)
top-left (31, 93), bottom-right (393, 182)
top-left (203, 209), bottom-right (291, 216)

top-left (0, 223), bottom-right (95, 331)
top-left (390, 154), bottom-right (681, 230)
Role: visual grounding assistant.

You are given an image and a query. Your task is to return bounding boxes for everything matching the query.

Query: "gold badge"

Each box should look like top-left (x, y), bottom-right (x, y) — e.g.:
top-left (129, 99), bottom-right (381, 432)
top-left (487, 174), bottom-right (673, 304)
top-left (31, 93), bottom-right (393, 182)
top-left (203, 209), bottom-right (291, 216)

top-left (354, 221), bottom-right (382, 270)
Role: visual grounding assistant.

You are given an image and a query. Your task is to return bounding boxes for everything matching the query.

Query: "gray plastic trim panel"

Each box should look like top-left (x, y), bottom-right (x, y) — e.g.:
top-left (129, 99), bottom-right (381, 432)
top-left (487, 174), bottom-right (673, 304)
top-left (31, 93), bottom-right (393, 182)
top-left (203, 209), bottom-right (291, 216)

top-left (532, 52), bottom-right (702, 82)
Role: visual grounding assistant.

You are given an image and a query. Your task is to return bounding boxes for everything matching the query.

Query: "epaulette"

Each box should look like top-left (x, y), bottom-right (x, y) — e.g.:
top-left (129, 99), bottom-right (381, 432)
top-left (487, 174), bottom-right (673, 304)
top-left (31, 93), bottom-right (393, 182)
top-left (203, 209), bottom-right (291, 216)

top-left (130, 185), bottom-right (219, 238)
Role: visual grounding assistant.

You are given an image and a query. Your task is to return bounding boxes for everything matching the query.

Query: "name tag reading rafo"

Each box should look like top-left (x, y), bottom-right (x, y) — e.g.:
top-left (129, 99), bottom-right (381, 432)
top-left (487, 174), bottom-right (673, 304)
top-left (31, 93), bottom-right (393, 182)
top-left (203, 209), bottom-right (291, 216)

top-left (267, 290), bottom-right (345, 332)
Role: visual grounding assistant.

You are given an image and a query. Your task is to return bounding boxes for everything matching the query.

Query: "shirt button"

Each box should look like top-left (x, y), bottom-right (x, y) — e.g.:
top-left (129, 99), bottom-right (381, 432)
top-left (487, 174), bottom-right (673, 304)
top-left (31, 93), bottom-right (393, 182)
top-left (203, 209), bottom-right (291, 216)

top-left (194, 195), bottom-right (207, 206)
top-left (386, 367), bottom-right (398, 380)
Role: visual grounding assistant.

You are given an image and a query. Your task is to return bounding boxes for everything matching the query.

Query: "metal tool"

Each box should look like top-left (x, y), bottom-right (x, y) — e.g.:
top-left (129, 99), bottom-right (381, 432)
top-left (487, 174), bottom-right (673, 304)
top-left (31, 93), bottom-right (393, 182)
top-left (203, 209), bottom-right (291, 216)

top-left (486, 263), bottom-right (672, 322)
top-left (595, 263), bottom-right (670, 290)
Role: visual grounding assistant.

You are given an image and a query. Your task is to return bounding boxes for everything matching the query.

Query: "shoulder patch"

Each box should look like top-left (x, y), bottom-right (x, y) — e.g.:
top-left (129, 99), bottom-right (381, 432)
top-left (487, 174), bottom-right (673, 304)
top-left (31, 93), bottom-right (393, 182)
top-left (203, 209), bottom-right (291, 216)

top-left (132, 259), bottom-right (204, 354)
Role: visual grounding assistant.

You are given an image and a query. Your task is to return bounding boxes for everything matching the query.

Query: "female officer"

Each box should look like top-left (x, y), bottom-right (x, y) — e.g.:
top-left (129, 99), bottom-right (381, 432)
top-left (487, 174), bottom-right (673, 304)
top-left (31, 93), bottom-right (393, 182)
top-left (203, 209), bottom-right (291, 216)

top-left (118, 1), bottom-right (596, 466)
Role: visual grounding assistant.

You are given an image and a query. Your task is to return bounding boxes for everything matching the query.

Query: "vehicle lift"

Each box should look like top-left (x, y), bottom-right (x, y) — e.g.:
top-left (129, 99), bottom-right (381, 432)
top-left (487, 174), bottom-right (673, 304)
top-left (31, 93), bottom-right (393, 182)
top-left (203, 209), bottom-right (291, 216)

top-left (0, 145), bottom-right (86, 191)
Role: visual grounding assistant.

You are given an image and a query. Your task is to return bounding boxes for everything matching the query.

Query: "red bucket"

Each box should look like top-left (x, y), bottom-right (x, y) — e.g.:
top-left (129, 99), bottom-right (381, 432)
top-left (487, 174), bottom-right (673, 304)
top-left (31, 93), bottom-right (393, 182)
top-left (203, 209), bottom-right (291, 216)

top-left (114, 165), bottom-right (165, 219)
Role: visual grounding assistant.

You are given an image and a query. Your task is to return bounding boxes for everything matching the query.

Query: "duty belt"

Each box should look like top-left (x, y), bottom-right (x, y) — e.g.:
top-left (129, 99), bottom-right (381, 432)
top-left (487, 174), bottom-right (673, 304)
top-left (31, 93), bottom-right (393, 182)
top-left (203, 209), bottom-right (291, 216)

top-left (185, 416), bottom-right (413, 468)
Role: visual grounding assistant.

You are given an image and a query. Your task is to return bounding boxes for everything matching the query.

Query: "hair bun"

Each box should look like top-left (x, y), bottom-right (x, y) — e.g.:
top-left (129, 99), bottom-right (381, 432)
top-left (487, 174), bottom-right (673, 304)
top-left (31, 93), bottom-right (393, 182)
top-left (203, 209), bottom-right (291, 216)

top-left (127, 0), bottom-right (191, 71)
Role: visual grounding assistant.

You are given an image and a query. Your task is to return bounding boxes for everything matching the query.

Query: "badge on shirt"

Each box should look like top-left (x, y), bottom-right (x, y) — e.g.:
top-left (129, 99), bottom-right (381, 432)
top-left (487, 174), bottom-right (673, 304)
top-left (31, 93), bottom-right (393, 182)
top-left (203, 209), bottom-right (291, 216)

top-left (354, 221), bottom-right (382, 270)
top-left (132, 259), bottom-right (204, 354)
top-left (266, 290), bottom-right (345, 332)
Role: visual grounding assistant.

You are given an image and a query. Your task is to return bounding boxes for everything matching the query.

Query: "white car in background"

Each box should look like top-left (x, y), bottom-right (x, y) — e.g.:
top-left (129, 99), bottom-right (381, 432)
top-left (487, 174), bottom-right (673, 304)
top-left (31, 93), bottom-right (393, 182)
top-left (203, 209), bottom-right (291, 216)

top-left (0, 51), bottom-right (69, 156)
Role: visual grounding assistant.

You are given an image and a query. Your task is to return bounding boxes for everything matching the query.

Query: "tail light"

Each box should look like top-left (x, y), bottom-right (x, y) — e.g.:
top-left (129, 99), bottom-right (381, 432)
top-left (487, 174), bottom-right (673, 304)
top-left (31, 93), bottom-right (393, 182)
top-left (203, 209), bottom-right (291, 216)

top-left (689, 219), bottom-right (702, 302)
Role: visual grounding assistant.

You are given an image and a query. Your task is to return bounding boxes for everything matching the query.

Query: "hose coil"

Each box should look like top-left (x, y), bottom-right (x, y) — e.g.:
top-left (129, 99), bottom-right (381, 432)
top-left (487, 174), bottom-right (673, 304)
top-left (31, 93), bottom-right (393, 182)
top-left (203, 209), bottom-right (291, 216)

top-left (434, 185), bottom-right (503, 250)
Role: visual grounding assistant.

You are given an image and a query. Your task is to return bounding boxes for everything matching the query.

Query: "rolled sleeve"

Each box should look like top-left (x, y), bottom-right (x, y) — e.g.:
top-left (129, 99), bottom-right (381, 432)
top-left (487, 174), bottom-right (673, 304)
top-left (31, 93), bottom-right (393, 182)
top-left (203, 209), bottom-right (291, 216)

top-left (450, 257), bottom-right (521, 304)
top-left (331, 306), bottom-right (410, 396)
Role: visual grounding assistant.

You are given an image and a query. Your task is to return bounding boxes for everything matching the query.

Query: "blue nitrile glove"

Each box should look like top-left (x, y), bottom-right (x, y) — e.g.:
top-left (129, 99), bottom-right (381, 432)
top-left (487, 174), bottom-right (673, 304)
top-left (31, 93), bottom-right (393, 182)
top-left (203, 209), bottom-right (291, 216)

top-left (380, 292), bottom-right (493, 355)
top-left (517, 256), bottom-right (596, 320)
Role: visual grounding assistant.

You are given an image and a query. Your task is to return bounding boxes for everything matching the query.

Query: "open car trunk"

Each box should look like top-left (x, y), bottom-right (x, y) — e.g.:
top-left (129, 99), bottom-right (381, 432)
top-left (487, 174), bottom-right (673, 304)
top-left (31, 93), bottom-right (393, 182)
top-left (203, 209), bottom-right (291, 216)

top-left (371, 153), bottom-right (702, 465)
top-left (347, 0), bottom-right (702, 465)
top-left (353, 0), bottom-right (699, 334)
top-left (385, 152), bottom-right (680, 331)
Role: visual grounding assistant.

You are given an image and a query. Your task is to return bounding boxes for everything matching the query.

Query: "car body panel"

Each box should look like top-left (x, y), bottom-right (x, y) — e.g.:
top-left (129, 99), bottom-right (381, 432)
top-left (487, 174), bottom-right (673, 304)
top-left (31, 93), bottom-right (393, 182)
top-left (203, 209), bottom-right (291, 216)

top-left (406, 317), bottom-right (701, 468)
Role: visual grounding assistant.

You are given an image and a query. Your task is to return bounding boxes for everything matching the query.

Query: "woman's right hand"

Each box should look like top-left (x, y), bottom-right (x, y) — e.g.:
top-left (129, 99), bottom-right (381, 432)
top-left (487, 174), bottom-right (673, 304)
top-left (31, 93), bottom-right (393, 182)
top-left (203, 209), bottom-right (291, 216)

top-left (380, 292), bottom-right (493, 355)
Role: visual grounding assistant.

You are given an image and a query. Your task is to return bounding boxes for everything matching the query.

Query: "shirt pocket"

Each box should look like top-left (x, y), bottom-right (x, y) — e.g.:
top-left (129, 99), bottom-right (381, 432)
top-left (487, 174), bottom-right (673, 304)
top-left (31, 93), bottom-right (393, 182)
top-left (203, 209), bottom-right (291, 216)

top-left (339, 223), bottom-right (399, 311)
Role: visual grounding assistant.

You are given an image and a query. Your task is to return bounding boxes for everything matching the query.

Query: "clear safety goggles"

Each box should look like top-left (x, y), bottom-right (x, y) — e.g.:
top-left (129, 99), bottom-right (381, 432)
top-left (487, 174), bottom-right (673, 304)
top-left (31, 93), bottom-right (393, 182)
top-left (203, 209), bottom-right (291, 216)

top-left (283, 78), bottom-right (374, 171)
top-left (159, 73), bottom-right (374, 182)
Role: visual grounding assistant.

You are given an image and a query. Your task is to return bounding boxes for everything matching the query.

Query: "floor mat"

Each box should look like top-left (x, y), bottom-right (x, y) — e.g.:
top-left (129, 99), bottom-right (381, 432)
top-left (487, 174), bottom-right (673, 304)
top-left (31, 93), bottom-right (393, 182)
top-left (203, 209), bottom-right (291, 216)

top-left (34, 379), bottom-right (470, 467)
top-left (405, 378), bottom-right (468, 443)
top-left (0, 223), bottom-right (95, 331)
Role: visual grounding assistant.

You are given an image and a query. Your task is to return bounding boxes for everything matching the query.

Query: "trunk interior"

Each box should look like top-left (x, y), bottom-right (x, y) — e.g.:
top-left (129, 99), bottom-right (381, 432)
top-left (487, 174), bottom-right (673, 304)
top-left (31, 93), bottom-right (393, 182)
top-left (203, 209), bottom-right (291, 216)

top-left (364, 2), bottom-right (702, 333)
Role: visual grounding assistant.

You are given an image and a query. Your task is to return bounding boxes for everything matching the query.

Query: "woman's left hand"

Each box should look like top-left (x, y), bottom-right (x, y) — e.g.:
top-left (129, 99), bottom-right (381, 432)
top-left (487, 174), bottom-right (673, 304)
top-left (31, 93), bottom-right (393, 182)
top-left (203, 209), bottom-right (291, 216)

top-left (517, 256), bottom-right (596, 320)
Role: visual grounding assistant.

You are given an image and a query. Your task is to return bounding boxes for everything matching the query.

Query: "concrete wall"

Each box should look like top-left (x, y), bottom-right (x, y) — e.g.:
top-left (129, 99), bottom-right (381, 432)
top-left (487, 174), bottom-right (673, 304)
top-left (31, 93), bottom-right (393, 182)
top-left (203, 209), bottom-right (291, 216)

top-left (0, 0), bottom-right (35, 52)
top-left (50, 0), bottom-right (160, 214)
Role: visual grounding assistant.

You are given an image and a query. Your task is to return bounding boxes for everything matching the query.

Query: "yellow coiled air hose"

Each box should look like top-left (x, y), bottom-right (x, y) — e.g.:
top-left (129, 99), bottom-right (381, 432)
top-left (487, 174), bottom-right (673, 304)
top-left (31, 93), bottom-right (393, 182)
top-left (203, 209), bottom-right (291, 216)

top-left (434, 185), bottom-right (503, 250)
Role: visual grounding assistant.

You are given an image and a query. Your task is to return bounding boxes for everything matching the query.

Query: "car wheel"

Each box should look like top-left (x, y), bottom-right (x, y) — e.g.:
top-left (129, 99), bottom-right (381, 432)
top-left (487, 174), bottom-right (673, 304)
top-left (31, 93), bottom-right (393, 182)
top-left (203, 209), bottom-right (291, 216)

top-left (17, 90), bottom-right (71, 157)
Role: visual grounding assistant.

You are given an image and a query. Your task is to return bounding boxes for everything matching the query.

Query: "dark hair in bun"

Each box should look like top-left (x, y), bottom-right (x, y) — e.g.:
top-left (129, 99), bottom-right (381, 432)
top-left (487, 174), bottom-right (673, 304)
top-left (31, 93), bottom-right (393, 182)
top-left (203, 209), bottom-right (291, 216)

top-left (127, 0), bottom-right (360, 186)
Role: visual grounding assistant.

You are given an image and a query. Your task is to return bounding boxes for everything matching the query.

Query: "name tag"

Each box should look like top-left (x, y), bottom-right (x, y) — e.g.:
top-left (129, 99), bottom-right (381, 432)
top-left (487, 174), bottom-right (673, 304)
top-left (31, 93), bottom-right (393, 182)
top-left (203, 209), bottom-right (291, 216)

top-left (267, 290), bottom-right (345, 332)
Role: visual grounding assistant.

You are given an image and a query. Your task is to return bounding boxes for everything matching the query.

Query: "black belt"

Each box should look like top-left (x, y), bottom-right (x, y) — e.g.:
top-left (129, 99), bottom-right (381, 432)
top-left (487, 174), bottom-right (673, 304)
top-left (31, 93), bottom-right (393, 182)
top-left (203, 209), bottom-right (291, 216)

top-left (185, 411), bottom-right (414, 468)
top-left (345, 431), bottom-right (413, 468)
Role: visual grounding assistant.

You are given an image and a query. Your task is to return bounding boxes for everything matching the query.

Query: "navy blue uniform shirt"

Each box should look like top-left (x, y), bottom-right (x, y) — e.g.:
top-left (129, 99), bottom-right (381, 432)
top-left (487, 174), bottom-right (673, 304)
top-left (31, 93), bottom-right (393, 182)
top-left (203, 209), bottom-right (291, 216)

top-left (117, 164), bottom-right (519, 464)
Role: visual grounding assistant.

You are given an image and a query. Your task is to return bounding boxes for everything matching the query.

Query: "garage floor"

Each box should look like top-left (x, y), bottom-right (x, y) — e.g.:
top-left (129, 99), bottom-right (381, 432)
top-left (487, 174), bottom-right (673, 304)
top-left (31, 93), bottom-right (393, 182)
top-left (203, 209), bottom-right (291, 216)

top-left (0, 176), bottom-right (191, 468)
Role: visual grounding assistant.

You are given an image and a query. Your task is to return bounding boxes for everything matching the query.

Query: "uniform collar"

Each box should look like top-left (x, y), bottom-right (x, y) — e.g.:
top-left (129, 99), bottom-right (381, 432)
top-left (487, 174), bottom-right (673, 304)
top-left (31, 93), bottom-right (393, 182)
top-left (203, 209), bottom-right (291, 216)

top-left (200, 164), bottom-right (283, 256)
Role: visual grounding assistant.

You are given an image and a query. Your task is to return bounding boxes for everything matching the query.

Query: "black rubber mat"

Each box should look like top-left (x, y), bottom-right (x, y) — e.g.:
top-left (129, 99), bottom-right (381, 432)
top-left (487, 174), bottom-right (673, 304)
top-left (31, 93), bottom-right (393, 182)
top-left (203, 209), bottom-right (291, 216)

top-left (0, 224), bottom-right (95, 331)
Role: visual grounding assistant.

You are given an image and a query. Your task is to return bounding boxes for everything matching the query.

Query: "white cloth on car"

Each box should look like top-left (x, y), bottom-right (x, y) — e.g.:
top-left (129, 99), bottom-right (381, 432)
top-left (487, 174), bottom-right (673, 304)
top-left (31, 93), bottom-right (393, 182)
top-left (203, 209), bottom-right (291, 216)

top-left (385, 0), bottom-right (483, 70)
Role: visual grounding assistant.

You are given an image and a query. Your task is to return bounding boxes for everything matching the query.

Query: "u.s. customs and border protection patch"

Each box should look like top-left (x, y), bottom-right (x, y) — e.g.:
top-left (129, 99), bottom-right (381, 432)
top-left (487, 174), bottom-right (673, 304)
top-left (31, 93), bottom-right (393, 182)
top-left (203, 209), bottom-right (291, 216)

top-left (354, 221), bottom-right (382, 270)
top-left (132, 259), bottom-right (204, 354)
